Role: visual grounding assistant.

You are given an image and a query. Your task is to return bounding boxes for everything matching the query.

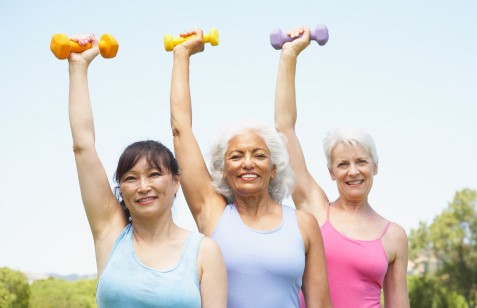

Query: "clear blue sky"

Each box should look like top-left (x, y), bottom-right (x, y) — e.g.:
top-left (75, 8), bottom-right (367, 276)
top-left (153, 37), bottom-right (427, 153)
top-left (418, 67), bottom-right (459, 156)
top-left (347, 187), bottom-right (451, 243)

top-left (1, 1), bottom-right (475, 276)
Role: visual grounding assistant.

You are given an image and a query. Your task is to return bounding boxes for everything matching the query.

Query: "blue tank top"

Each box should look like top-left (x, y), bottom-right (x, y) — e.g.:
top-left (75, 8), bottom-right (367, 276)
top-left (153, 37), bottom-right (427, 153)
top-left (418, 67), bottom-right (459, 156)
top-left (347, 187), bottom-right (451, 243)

top-left (96, 224), bottom-right (203, 308)
top-left (212, 204), bottom-right (305, 308)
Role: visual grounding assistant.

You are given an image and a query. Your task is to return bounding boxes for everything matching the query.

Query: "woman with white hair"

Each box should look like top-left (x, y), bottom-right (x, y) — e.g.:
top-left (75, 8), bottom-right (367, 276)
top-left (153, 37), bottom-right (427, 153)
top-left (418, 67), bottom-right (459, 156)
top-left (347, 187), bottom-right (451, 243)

top-left (170, 28), bottom-right (331, 308)
top-left (274, 26), bottom-right (410, 308)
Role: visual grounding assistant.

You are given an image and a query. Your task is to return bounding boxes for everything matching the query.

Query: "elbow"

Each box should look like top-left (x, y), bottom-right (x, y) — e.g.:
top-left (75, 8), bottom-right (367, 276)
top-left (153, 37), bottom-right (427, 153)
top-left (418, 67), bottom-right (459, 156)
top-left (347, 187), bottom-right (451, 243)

top-left (275, 120), bottom-right (293, 135)
top-left (72, 140), bottom-right (95, 155)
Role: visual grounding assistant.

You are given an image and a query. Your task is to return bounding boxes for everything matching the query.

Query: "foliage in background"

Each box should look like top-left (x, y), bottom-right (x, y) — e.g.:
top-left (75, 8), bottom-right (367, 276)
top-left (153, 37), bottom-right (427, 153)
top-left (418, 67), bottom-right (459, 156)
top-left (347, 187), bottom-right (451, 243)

top-left (408, 188), bottom-right (477, 308)
top-left (0, 267), bottom-right (30, 308)
top-left (29, 278), bottom-right (97, 308)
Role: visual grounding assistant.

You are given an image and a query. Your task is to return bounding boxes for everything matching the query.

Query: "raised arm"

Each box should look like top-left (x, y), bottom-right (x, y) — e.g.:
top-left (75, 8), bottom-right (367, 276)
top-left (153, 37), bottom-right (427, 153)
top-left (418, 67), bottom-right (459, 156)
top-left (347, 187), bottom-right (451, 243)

top-left (68, 35), bottom-right (126, 269)
top-left (170, 29), bottom-right (226, 236)
top-left (274, 26), bottom-right (328, 222)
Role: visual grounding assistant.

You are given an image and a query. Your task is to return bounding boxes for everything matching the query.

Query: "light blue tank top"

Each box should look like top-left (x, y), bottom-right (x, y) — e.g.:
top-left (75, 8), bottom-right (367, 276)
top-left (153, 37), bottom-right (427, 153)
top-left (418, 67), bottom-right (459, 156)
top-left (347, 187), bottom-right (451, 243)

top-left (212, 204), bottom-right (305, 308)
top-left (96, 224), bottom-right (203, 308)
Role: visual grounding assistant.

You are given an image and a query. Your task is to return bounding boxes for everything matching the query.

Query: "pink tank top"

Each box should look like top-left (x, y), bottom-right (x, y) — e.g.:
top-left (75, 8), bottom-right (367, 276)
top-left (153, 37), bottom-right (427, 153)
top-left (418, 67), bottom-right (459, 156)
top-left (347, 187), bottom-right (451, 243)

top-left (320, 205), bottom-right (390, 308)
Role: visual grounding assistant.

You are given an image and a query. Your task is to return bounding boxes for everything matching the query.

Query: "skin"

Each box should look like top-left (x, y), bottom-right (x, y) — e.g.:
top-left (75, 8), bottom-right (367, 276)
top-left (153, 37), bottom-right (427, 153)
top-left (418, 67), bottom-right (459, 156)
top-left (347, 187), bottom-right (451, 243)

top-left (274, 25), bottom-right (410, 307)
top-left (170, 28), bottom-right (331, 308)
top-left (67, 34), bottom-right (227, 307)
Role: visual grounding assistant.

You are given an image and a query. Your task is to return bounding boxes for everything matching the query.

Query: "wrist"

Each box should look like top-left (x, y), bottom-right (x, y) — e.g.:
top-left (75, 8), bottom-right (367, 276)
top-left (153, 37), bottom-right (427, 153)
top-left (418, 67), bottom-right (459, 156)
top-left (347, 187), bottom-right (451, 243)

top-left (68, 62), bottom-right (89, 73)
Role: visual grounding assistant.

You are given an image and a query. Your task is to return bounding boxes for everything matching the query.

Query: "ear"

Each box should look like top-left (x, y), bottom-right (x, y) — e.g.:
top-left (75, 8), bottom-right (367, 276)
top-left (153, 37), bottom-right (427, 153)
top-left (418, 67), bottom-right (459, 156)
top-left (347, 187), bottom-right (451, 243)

top-left (328, 168), bottom-right (336, 181)
top-left (373, 162), bottom-right (378, 176)
top-left (271, 164), bottom-right (277, 179)
top-left (173, 175), bottom-right (180, 192)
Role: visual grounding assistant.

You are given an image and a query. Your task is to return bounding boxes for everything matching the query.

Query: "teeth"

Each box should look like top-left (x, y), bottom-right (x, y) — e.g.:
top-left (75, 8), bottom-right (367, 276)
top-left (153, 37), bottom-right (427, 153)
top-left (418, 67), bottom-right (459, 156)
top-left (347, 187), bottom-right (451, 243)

top-left (348, 180), bottom-right (362, 184)
top-left (138, 197), bottom-right (155, 202)
top-left (241, 174), bottom-right (257, 178)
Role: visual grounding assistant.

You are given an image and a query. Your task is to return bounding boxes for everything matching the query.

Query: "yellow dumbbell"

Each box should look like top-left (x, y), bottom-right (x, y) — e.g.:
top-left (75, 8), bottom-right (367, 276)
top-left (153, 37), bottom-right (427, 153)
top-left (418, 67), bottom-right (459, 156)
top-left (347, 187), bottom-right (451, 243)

top-left (164, 29), bottom-right (219, 52)
top-left (50, 33), bottom-right (119, 60)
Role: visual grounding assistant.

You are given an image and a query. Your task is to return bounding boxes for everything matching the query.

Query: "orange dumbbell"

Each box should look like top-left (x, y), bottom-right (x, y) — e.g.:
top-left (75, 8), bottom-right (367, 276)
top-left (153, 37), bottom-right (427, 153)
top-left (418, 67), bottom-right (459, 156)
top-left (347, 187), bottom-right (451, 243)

top-left (50, 33), bottom-right (119, 60)
top-left (164, 29), bottom-right (219, 52)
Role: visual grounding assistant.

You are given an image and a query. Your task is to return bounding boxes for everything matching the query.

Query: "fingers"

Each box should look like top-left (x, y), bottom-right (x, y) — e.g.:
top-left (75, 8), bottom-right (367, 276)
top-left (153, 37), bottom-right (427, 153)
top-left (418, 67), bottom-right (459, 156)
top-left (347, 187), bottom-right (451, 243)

top-left (287, 25), bottom-right (310, 40)
top-left (70, 33), bottom-right (97, 46)
top-left (174, 28), bottom-right (205, 55)
top-left (281, 25), bottom-right (310, 55)
top-left (67, 33), bottom-right (99, 64)
top-left (180, 28), bottom-right (203, 39)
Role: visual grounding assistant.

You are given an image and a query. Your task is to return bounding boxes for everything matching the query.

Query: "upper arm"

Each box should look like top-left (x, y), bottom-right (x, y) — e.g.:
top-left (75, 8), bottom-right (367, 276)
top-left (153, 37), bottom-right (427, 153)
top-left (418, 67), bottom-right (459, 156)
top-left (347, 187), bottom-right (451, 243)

top-left (297, 211), bottom-right (332, 308)
top-left (172, 130), bottom-right (226, 234)
top-left (198, 237), bottom-right (228, 308)
top-left (283, 128), bottom-right (329, 219)
top-left (73, 146), bottom-right (126, 239)
top-left (383, 224), bottom-right (410, 308)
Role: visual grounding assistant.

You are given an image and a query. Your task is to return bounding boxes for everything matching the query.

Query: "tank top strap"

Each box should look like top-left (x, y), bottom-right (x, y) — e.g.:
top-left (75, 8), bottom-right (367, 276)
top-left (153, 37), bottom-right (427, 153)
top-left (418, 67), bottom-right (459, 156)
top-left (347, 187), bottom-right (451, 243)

top-left (379, 221), bottom-right (392, 239)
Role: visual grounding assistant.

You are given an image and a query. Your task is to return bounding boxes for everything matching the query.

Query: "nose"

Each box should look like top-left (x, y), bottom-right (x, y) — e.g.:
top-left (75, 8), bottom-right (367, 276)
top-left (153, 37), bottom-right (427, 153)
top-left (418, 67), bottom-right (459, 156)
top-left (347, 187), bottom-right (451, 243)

top-left (349, 163), bottom-right (360, 176)
top-left (137, 177), bottom-right (151, 192)
top-left (242, 154), bottom-right (254, 168)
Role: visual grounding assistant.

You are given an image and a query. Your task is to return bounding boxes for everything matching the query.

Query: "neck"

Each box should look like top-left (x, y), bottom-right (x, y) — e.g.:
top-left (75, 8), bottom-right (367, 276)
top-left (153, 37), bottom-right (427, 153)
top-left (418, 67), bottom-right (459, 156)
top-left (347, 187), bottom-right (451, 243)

top-left (333, 197), bottom-right (372, 215)
top-left (132, 213), bottom-right (178, 242)
top-left (234, 194), bottom-right (279, 217)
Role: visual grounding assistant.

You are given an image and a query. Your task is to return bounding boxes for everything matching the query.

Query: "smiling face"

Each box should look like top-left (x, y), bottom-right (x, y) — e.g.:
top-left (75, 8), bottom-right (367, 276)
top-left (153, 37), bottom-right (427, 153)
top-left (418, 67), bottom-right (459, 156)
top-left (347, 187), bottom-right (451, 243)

top-left (223, 131), bottom-right (276, 200)
top-left (119, 156), bottom-right (179, 219)
top-left (329, 143), bottom-right (378, 203)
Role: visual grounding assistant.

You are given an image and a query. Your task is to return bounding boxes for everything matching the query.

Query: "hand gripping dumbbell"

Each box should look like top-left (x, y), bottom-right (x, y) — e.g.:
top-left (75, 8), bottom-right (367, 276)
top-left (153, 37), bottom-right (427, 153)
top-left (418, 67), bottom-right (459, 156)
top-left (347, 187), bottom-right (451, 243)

top-left (270, 25), bottom-right (329, 50)
top-left (50, 33), bottom-right (119, 60)
top-left (164, 29), bottom-right (219, 52)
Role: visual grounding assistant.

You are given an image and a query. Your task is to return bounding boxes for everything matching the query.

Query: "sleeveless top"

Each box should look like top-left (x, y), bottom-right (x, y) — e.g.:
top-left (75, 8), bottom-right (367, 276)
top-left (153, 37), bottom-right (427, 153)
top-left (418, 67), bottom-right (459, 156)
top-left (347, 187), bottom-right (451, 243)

top-left (320, 205), bottom-right (390, 308)
top-left (96, 224), bottom-right (203, 308)
top-left (212, 204), bottom-right (305, 308)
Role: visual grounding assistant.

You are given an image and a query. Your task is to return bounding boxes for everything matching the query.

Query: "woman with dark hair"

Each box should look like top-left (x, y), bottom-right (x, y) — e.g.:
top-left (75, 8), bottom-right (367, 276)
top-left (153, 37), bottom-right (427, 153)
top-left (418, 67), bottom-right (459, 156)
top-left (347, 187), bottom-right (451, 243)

top-left (66, 34), bottom-right (227, 307)
top-left (170, 28), bottom-right (331, 308)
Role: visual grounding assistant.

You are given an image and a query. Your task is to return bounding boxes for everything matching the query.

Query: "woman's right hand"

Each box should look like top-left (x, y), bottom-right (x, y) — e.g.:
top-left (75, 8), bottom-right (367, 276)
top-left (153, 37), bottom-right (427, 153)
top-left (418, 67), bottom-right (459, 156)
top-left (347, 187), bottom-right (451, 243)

top-left (281, 25), bottom-right (311, 58)
top-left (173, 28), bottom-right (205, 56)
top-left (68, 33), bottom-right (100, 66)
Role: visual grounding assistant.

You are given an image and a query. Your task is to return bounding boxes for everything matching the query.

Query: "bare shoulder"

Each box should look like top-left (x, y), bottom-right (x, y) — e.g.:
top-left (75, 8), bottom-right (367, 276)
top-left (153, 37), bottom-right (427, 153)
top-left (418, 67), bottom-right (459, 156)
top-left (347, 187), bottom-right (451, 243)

top-left (198, 236), bottom-right (223, 261)
top-left (382, 221), bottom-right (408, 263)
top-left (295, 208), bottom-right (322, 247)
top-left (385, 222), bottom-right (408, 242)
top-left (295, 208), bottom-right (320, 228)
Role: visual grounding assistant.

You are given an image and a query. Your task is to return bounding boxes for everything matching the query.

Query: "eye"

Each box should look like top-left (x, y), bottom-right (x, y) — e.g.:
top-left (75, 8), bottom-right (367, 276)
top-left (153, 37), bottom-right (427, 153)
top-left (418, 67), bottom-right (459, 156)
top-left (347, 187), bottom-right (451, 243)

top-left (337, 162), bottom-right (349, 168)
top-left (357, 160), bottom-right (368, 166)
top-left (229, 153), bottom-right (242, 160)
top-left (150, 171), bottom-right (162, 177)
top-left (124, 176), bottom-right (136, 182)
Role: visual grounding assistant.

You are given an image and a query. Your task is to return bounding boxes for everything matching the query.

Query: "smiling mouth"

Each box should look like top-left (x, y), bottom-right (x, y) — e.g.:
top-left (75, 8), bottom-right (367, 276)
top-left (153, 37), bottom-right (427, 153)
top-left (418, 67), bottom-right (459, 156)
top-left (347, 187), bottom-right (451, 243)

top-left (136, 196), bottom-right (156, 203)
top-left (240, 173), bottom-right (258, 179)
top-left (346, 180), bottom-right (364, 185)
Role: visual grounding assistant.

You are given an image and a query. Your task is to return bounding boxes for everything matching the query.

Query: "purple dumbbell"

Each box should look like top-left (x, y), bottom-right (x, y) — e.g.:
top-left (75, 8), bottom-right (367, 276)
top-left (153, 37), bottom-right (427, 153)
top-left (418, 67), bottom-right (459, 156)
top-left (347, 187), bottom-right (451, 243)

top-left (270, 24), bottom-right (329, 50)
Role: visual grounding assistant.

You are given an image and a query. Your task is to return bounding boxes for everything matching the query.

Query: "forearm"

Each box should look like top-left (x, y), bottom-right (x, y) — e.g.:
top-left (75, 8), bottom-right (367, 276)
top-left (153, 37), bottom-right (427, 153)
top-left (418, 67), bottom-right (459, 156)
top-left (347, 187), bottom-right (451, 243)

top-left (170, 49), bottom-right (193, 135)
top-left (68, 63), bottom-right (95, 152)
top-left (274, 51), bottom-right (298, 132)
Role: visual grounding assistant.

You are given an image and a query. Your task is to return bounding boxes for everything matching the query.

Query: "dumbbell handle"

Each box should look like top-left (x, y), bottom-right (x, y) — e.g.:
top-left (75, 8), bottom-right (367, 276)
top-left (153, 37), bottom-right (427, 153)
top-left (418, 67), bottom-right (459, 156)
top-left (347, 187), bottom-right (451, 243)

top-left (270, 25), bottom-right (329, 50)
top-left (164, 29), bottom-right (219, 52)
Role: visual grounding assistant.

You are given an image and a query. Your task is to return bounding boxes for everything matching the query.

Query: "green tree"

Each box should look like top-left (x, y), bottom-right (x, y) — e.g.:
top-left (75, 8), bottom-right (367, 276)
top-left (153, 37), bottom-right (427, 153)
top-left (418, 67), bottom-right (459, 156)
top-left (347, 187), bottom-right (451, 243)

top-left (29, 277), bottom-right (96, 308)
top-left (408, 188), bottom-right (477, 307)
top-left (0, 267), bottom-right (30, 308)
